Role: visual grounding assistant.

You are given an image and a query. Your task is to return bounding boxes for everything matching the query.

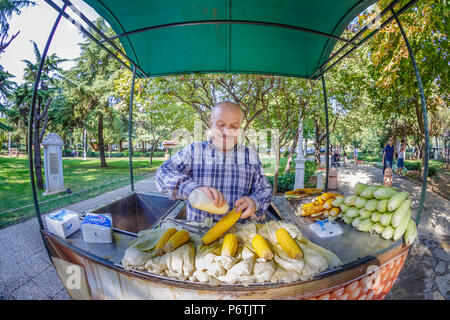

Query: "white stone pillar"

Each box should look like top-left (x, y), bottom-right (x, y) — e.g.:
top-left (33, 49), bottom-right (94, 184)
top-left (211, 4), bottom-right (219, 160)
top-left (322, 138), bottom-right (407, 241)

top-left (42, 133), bottom-right (65, 196)
top-left (294, 111), bottom-right (306, 190)
top-left (83, 129), bottom-right (87, 160)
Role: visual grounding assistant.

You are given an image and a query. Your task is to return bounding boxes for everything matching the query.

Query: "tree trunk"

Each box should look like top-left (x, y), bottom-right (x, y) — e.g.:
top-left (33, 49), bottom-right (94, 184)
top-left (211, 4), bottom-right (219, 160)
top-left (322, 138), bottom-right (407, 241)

top-left (98, 113), bottom-right (107, 167)
top-left (34, 130), bottom-right (44, 190)
top-left (119, 140), bottom-right (123, 152)
top-left (33, 99), bottom-right (51, 190)
top-left (149, 143), bottom-right (155, 165)
top-left (314, 143), bottom-right (321, 164)
top-left (284, 131), bottom-right (299, 174)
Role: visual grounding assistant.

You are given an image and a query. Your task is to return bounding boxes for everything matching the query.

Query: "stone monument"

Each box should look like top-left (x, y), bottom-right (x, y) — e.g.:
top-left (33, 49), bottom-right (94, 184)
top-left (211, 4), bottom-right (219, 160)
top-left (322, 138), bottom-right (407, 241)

top-left (42, 133), bottom-right (66, 196)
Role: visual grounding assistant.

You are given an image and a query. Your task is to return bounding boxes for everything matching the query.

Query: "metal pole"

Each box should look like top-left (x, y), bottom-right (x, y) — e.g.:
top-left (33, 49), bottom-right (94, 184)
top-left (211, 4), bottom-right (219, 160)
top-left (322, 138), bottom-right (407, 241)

top-left (320, 70), bottom-right (330, 191)
top-left (106, 19), bottom-right (354, 45)
top-left (128, 66), bottom-right (136, 192)
top-left (311, 0), bottom-right (419, 80)
top-left (83, 128), bottom-right (87, 160)
top-left (391, 8), bottom-right (429, 226)
top-left (43, 0), bottom-right (133, 73)
top-left (28, 4), bottom-right (67, 229)
top-left (60, 0), bottom-right (148, 77)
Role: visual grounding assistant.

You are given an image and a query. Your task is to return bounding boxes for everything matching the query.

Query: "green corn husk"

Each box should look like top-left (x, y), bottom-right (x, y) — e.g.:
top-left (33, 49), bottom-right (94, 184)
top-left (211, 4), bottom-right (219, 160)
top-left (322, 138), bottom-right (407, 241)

top-left (344, 195), bottom-right (357, 206)
top-left (342, 215), bottom-right (354, 224)
top-left (370, 222), bottom-right (385, 234)
top-left (377, 199), bottom-right (389, 213)
top-left (373, 187), bottom-right (398, 200)
top-left (354, 197), bottom-right (368, 209)
top-left (381, 225), bottom-right (394, 240)
top-left (340, 203), bottom-right (350, 213)
top-left (388, 191), bottom-right (409, 212)
top-left (354, 182), bottom-right (369, 196)
top-left (380, 212), bottom-right (394, 227)
top-left (359, 208), bottom-right (372, 219)
top-left (351, 217), bottom-right (362, 229)
top-left (357, 218), bottom-right (374, 232)
top-left (391, 199), bottom-right (411, 228)
top-left (371, 211), bottom-right (382, 223)
top-left (360, 185), bottom-right (378, 199)
top-left (332, 196), bottom-right (345, 207)
top-left (346, 207), bottom-right (360, 218)
top-left (404, 219), bottom-right (418, 246)
top-left (365, 199), bottom-right (378, 212)
top-left (393, 209), bottom-right (412, 241)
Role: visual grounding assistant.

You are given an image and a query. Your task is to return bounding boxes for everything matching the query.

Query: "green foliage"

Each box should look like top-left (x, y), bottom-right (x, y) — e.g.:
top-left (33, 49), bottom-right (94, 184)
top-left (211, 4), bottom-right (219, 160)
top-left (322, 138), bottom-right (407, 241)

top-left (266, 160), bottom-right (318, 192)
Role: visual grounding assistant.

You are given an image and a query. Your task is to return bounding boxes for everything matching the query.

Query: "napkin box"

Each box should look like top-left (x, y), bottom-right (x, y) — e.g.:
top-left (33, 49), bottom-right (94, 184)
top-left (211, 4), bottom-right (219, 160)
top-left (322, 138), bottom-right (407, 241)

top-left (81, 213), bottom-right (113, 243)
top-left (45, 209), bottom-right (80, 239)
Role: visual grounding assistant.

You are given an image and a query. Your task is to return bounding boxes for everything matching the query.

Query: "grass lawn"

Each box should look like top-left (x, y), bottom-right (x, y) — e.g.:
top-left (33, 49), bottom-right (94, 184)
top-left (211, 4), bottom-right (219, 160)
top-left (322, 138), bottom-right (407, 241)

top-left (0, 153), bottom-right (312, 228)
top-left (0, 155), bottom-right (164, 229)
top-left (260, 154), bottom-right (298, 177)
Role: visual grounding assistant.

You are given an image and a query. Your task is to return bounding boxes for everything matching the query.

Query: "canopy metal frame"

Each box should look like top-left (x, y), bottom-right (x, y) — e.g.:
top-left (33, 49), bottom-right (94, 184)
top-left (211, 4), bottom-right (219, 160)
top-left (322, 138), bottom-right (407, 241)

top-left (28, 0), bottom-right (428, 230)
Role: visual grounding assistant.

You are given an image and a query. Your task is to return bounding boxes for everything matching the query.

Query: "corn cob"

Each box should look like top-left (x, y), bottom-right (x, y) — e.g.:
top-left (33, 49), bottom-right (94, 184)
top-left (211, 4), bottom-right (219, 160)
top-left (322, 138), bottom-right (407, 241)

top-left (301, 204), bottom-right (325, 216)
top-left (252, 234), bottom-right (273, 260)
top-left (286, 188), bottom-right (322, 195)
top-left (312, 196), bottom-right (324, 205)
top-left (275, 228), bottom-right (303, 259)
top-left (323, 199), bottom-right (334, 209)
top-left (221, 233), bottom-right (238, 257)
top-left (202, 209), bottom-right (242, 244)
top-left (163, 229), bottom-right (190, 253)
top-left (320, 192), bottom-right (341, 201)
top-left (329, 207), bottom-right (340, 216)
top-left (155, 228), bottom-right (177, 256)
top-left (404, 219), bottom-right (417, 246)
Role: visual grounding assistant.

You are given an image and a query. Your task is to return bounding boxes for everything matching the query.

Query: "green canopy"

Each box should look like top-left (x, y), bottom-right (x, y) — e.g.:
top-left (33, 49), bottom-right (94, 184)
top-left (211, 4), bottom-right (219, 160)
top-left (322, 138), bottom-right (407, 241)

top-left (82, 0), bottom-right (377, 78)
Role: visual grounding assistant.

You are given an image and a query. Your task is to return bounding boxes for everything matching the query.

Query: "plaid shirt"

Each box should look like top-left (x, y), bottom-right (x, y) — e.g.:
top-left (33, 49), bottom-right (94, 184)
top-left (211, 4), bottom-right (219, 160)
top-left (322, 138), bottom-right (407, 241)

top-left (155, 140), bottom-right (273, 222)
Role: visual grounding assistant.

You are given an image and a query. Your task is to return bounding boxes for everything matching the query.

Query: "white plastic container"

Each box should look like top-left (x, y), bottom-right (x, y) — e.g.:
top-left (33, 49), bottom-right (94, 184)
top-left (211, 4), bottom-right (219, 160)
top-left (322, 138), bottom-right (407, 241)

top-left (45, 209), bottom-right (80, 239)
top-left (188, 188), bottom-right (229, 214)
top-left (309, 219), bottom-right (343, 238)
top-left (81, 213), bottom-right (113, 243)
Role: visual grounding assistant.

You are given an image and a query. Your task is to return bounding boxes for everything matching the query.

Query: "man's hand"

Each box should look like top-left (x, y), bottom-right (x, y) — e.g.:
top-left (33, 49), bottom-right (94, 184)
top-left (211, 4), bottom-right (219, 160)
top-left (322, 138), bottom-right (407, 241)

top-left (234, 196), bottom-right (257, 219)
top-left (196, 186), bottom-right (226, 208)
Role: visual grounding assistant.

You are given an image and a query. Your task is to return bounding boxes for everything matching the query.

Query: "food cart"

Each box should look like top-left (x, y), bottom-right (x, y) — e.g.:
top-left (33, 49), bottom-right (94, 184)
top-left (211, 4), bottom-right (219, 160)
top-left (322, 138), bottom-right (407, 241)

top-left (28, 0), bottom-right (429, 300)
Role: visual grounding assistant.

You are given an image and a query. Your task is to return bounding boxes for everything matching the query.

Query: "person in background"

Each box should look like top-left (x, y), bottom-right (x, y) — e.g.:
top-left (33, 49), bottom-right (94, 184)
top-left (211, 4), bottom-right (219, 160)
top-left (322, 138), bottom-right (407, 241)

top-left (353, 146), bottom-right (358, 165)
top-left (343, 150), bottom-right (348, 167)
top-left (382, 137), bottom-right (396, 175)
top-left (396, 140), bottom-right (406, 177)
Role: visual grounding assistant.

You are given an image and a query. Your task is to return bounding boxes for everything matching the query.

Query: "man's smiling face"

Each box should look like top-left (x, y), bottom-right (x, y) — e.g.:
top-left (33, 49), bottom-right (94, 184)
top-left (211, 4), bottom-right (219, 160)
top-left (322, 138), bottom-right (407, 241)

top-left (209, 102), bottom-right (243, 152)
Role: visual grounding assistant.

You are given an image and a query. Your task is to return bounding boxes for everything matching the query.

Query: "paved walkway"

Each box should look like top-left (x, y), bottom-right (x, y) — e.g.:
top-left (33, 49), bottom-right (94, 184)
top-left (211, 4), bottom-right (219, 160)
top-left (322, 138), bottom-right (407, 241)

top-left (0, 175), bottom-right (160, 300)
top-left (0, 164), bottom-right (448, 300)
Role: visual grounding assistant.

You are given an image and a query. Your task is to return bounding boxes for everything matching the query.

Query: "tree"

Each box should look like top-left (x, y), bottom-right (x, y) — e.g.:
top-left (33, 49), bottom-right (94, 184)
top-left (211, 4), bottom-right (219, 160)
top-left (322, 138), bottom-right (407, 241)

top-left (364, 0), bottom-right (448, 173)
top-left (65, 18), bottom-right (122, 167)
top-left (10, 41), bottom-right (66, 189)
top-left (0, 65), bottom-right (17, 131)
top-left (0, 0), bottom-right (35, 54)
top-left (115, 69), bottom-right (198, 164)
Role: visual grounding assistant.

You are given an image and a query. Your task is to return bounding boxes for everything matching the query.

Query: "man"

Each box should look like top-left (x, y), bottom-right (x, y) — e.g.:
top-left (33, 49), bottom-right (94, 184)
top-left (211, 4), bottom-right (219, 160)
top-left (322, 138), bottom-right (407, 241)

top-left (396, 139), bottom-right (406, 177)
top-left (382, 137), bottom-right (396, 175)
top-left (155, 101), bottom-right (273, 222)
top-left (353, 146), bottom-right (358, 165)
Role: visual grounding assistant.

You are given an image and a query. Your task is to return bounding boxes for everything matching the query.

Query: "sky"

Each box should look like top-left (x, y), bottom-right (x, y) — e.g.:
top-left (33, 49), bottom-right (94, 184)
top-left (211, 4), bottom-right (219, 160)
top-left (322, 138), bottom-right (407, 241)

top-left (0, 0), bottom-right (101, 84)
